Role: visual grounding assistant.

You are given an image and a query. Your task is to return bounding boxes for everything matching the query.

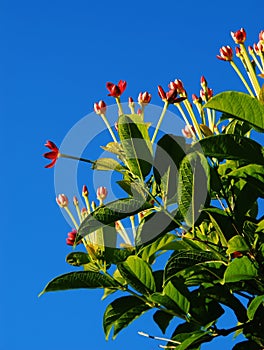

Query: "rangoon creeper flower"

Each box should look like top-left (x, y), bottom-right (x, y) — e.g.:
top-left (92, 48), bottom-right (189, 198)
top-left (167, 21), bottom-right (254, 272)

top-left (217, 46), bottom-right (233, 61)
top-left (231, 28), bottom-right (246, 44)
top-left (168, 79), bottom-right (186, 95)
top-left (43, 140), bottom-right (60, 168)
top-left (56, 194), bottom-right (69, 208)
top-left (200, 88), bottom-right (213, 101)
top-left (182, 125), bottom-right (195, 138)
top-left (254, 42), bottom-right (264, 55)
top-left (94, 100), bottom-right (107, 115)
top-left (157, 85), bottom-right (185, 104)
top-left (97, 186), bottom-right (108, 204)
top-left (138, 91), bottom-right (152, 105)
top-left (66, 229), bottom-right (81, 246)
top-left (259, 30), bottom-right (264, 42)
top-left (106, 80), bottom-right (127, 97)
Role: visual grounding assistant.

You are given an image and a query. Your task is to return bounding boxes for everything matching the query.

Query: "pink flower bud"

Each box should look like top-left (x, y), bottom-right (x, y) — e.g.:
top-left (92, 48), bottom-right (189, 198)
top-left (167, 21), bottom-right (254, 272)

top-left (235, 46), bottom-right (242, 57)
top-left (254, 42), bottom-right (264, 55)
top-left (66, 229), bottom-right (81, 246)
top-left (231, 28), bottom-right (246, 44)
top-left (216, 46), bottom-right (233, 61)
top-left (56, 194), bottom-right (69, 208)
top-left (169, 79), bottom-right (185, 94)
top-left (192, 94), bottom-right (200, 103)
top-left (81, 207), bottom-right (87, 214)
top-left (94, 100), bottom-right (107, 115)
top-left (73, 196), bottom-right (79, 206)
top-left (138, 91), bottom-right (152, 105)
top-left (200, 88), bottom-right (213, 101)
top-left (182, 125), bottom-right (195, 138)
top-left (96, 186), bottom-right (108, 201)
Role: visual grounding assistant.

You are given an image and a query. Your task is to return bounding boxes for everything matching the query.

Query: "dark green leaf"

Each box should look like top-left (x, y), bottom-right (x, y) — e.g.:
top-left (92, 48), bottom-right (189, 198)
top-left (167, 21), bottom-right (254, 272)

top-left (66, 252), bottom-right (90, 266)
top-left (232, 340), bottom-right (262, 350)
top-left (153, 310), bottom-right (173, 334)
top-left (118, 256), bottom-right (156, 294)
top-left (177, 152), bottom-right (210, 227)
top-left (39, 271), bottom-right (116, 296)
top-left (118, 114), bottom-right (153, 179)
top-left (103, 296), bottom-right (150, 340)
top-left (193, 134), bottom-right (264, 164)
top-left (204, 91), bottom-right (264, 131)
top-left (78, 198), bottom-right (152, 239)
top-left (175, 331), bottom-right (211, 350)
top-left (164, 280), bottom-right (191, 314)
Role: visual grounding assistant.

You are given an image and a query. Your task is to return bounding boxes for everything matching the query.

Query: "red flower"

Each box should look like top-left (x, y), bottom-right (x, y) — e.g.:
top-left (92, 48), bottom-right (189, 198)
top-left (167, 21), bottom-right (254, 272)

top-left (157, 85), bottom-right (186, 104)
top-left (200, 88), bottom-right (213, 101)
top-left (138, 91), bottom-right (152, 105)
top-left (231, 28), bottom-right (246, 44)
top-left (43, 140), bottom-right (60, 168)
top-left (106, 80), bottom-right (127, 97)
top-left (94, 100), bottom-right (107, 114)
top-left (168, 79), bottom-right (185, 94)
top-left (254, 42), bottom-right (264, 55)
top-left (217, 46), bottom-right (233, 61)
top-left (66, 229), bottom-right (81, 246)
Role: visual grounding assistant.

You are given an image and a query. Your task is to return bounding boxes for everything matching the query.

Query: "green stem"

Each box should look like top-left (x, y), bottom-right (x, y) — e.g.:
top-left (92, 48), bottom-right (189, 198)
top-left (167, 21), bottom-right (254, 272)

top-left (60, 153), bottom-right (93, 164)
top-left (250, 50), bottom-right (264, 73)
top-left (100, 113), bottom-right (118, 143)
top-left (182, 99), bottom-right (203, 140)
top-left (175, 103), bottom-right (196, 140)
top-left (230, 61), bottom-right (255, 96)
top-left (240, 44), bottom-right (261, 95)
top-left (115, 97), bottom-right (124, 115)
top-left (64, 207), bottom-right (79, 230)
top-left (151, 101), bottom-right (169, 144)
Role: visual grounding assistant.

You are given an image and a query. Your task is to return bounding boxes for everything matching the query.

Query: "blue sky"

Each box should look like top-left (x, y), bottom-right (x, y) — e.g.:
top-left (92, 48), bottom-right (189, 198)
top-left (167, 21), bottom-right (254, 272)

top-left (1, 1), bottom-right (264, 349)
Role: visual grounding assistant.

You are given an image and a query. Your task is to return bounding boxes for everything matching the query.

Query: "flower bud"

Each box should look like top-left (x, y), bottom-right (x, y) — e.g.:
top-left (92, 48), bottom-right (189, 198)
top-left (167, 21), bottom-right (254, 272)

top-left (254, 42), bottom-right (264, 55)
top-left (114, 122), bottom-right (118, 131)
top-left (231, 28), bottom-right (246, 44)
top-left (182, 125), bottom-right (195, 138)
top-left (97, 186), bottom-right (108, 202)
top-left (73, 196), bottom-right (79, 206)
top-left (259, 30), bottom-right (264, 42)
top-left (82, 185), bottom-right (89, 197)
top-left (169, 79), bottom-right (185, 94)
top-left (217, 46), bottom-right (233, 61)
top-left (200, 76), bottom-right (207, 89)
top-left (138, 91), bottom-right (152, 105)
top-left (192, 94), bottom-right (200, 103)
top-left (56, 194), bottom-right (69, 208)
top-left (66, 229), bottom-right (80, 246)
top-left (235, 46), bottom-right (243, 58)
top-left (94, 100), bottom-right (107, 115)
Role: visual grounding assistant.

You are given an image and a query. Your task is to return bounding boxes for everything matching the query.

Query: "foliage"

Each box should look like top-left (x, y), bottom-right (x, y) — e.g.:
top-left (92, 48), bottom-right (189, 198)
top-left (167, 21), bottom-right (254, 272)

top-left (41, 28), bottom-right (264, 349)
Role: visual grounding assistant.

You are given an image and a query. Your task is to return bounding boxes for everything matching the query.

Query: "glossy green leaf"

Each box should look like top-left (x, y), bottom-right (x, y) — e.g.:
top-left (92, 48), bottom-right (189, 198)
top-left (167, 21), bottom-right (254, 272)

top-left (135, 209), bottom-right (182, 247)
top-left (103, 296), bottom-right (150, 340)
top-left (224, 256), bottom-right (258, 283)
top-left (118, 114), bottom-right (153, 179)
top-left (153, 134), bottom-right (186, 203)
top-left (92, 157), bottom-right (125, 172)
top-left (175, 331), bottom-right (211, 350)
top-left (177, 152), bottom-right (210, 227)
top-left (78, 198), bottom-right (152, 239)
top-left (39, 271), bottom-right (116, 296)
top-left (153, 310), bottom-right (173, 334)
top-left (118, 256), bottom-right (156, 294)
top-left (204, 91), bottom-right (264, 131)
top-left (150, 292), bottom-right (185, 316)
top-left (164, 280), bottom-right (191, 315)
top-left (66, 252), bottom-right (90, 266)
top-left (247, 295), bottom-right (264, 321)
top-left (193, 134), bottom-right (264, 164)
top-left (226, 235), bottom-right (250, 255)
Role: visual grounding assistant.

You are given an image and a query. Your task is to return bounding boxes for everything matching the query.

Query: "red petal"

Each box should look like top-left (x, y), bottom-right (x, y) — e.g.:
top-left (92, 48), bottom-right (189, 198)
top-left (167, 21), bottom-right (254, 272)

top-left (43, 151), bottom-right (58, 159)
top-left (45, 158), bottom-right (57, 168)
top-left (118, 80), bottom-right (127, 93)
top-left (45, 140), bottom-right (58, 151)
top-left (157, 85), bottom-right (166, 99)
top-left (106, 82), bottom-right (114, 92)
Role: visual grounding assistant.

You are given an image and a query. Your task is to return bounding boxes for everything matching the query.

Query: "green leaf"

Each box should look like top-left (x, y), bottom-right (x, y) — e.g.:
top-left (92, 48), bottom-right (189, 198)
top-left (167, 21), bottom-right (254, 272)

top-left (118, 114), bottom-right (153, 179)
top-left (177, 152), bottom-right (210, 227)
top-left (135, 209), bottom-right (182, 247)
top-left (39, 271), bottom-right (116, 296)
top-left (118, 256), bottom-right (156, 294)
top-left (224, 256), bottom-right (258, 283)
top-left (226, 235), bottom-right (250, 255)
top-left (153, 310), bottom-right (173, 334)
top-left (139, 234), bottom-right (192, 263)
top-left (92, 157), bottom-right (125, 172)
top-left (247, 295), bottom-right (264, 321)
top-left (223, 119), bottom-right (252, 136)
top-left (153, 134), bottom-right (186, 204)
top-left (103, 296), bottom-right (150, 340)
top-left (150, 292), bottom-right (185, 316)
top-left (232, 340), bottom-right (262, 350)
top-left (175, 331), bottom-right (211, 350)
top-left (204, 91), bottom-right (264, 131)
top-left (78, 198), bottom-right (152, 239)
top-left (101, 142), bottom-right (124, 156)
top-left (164, 280), bottom-right (191, 315)
top-left (104, 247), bottom-right (134, 265)
top-left (193, 134), bottom-right (264, 164)
top-left (66, 252), bottom-right (90, 266)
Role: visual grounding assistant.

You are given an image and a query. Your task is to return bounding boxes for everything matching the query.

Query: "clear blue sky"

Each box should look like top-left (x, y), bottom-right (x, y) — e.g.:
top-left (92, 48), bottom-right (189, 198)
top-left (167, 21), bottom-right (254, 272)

top-left (1, 1), bottom-right (264, 349)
